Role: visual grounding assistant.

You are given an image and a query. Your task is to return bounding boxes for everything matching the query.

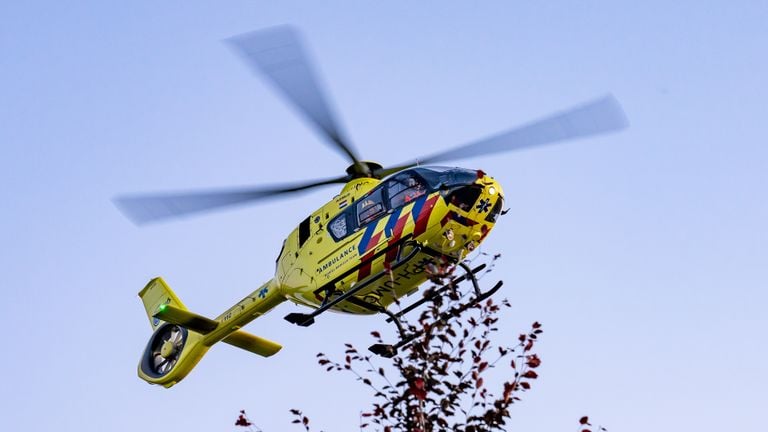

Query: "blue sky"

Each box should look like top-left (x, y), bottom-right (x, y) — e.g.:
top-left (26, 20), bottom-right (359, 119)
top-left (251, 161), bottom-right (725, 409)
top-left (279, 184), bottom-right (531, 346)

top-left (1, 1), bottom-right (766, 431)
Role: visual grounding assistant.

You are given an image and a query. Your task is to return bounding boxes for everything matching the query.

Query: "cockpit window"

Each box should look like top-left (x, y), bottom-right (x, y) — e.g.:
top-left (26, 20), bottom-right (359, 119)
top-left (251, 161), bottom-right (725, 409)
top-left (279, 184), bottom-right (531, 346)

top-left (357, 188), bottom-right (385, 225)
top-left (386, 173), bottom-right (427, 209)
top-left (447, 185), bottom-right (482, 212)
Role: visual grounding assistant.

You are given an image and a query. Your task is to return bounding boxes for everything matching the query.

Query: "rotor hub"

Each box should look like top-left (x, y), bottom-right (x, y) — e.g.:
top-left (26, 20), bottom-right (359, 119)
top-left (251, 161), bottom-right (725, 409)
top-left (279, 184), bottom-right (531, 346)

top-left (346, 161), bottom-right (383, 179)
top-left (160, 340), bottom-right (176, 358)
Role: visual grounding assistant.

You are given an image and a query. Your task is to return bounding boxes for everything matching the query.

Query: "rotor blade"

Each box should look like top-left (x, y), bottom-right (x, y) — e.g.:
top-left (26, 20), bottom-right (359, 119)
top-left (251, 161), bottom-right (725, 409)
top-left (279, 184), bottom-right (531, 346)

top-left (378, 95), bottom-right (628, 177)
top-left (114, 174), bottom-right (349, 225)
top-left (169, 329), bottom-right (182, 345)
top-left (226, 26), bottom-right (362, 167)
top-left (154, 355), bottom-right (166, 369)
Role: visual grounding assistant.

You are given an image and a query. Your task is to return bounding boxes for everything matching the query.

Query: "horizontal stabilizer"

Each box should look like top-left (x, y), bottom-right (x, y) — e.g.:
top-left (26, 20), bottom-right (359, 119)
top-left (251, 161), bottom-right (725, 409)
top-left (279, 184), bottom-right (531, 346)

top-left (223, 330), bottom-right (282, 357)
top-left (153, 304), bottom-right (219, 334)
top-left (153, 304), bottom-right (281, 356)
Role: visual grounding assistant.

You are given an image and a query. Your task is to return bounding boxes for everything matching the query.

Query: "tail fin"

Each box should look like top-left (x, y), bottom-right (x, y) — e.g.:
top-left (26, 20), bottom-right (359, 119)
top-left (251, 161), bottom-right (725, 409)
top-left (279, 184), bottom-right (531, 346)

top-left (139, 277), bottom-right (187, 330)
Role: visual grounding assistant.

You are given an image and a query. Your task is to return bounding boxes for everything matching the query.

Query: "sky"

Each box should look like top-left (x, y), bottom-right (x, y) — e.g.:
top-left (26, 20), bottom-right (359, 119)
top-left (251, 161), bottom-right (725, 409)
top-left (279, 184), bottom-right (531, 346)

top-left (1, 1), bottom-right (766, 431)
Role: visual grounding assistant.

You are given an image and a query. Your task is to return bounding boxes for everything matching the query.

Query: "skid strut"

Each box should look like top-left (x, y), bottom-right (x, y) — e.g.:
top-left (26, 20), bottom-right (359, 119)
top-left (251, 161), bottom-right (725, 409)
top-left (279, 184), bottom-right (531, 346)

top-left (369, 261), bottom-right (503, 358)
top-left (385, 262), bottom-right (486, 323)
top-left (284, 242), bottom-right (422, 327)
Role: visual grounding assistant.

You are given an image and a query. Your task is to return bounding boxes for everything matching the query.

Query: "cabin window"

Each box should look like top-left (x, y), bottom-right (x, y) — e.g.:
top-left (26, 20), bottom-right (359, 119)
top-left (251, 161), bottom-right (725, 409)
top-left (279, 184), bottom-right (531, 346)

top-left (329, 212), bottom-right (350, 239)
top-left (386, 173), bottom-right (427, 209)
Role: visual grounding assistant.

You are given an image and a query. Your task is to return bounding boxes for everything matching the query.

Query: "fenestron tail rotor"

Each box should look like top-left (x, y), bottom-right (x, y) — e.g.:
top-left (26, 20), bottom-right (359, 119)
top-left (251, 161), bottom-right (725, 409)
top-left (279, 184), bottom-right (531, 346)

top-left (143, 324), bottom-right (188, 377)
top-left (152, 326), bottom-right (182, 374)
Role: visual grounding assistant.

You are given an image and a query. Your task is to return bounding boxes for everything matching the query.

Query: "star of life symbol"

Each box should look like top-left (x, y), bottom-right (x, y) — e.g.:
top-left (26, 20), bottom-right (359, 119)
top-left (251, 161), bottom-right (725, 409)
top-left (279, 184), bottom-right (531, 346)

top-left (258, 287), bottom-right (269, 299)
top-left (476, 198), bottom-right (491, 213)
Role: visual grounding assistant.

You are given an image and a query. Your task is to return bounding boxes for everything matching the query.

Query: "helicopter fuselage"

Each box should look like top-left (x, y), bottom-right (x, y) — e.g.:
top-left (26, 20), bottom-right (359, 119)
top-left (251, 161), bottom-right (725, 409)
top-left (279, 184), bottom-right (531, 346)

top-left (275, 166), bottom-right (504, 314)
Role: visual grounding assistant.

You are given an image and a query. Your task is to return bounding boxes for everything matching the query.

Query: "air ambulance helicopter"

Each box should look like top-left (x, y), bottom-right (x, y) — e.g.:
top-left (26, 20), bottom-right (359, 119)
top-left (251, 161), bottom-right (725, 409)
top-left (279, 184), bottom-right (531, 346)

top-left (115, 26), bottom-right (628, 388)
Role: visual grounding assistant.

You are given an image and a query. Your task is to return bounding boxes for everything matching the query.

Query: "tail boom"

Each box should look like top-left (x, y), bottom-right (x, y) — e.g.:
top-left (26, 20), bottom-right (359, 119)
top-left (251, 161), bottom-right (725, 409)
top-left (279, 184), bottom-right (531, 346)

top-left (137, 278), bottom-right (286, 387)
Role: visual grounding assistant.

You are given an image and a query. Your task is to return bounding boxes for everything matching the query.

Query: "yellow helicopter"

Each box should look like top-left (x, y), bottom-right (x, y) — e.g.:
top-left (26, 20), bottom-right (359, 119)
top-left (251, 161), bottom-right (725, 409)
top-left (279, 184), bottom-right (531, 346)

top-left (115, 26), bottom-right (627, 388)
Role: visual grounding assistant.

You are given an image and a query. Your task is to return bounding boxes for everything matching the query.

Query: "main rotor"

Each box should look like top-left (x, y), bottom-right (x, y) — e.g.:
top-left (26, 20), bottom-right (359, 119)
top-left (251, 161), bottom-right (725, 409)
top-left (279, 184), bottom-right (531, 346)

top-left (114, 26), bottom-right (628, 225)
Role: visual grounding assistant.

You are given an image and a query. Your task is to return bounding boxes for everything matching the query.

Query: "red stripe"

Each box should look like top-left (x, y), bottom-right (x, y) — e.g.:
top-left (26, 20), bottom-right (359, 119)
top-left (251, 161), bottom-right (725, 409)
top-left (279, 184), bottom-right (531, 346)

top-left (357, 232), bottom-right (382, 280)
top-left (414, 195), bottom-right (439, 236)
top-left (393, 212), bottom-right (409, 237)
top-left (440, 212), bottom-right (451, 227)
top-left (357, 252), bottom-right (375, 280)
top-left (384, 213), bottom-right (410, 264)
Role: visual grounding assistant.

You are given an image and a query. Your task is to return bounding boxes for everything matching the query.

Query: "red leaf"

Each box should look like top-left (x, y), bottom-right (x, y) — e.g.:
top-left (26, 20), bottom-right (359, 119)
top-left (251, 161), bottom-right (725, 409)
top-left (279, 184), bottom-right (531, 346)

top-left (525, 354), bottom-right (541, 368)
top-left (580, 416), bottom-right (590, 425)
top-left (532, 321), bottom-right (542, 329)
top-left (520, 381), bottom-right (531, 389)
top-left (235, 414), bottom-right (252, 427)
top-left (521, 370), bottom-right (538, 379)
top-left (411, 386), bottom-right (427, 400)
top-left (409, 378), bottom-right (427, 400)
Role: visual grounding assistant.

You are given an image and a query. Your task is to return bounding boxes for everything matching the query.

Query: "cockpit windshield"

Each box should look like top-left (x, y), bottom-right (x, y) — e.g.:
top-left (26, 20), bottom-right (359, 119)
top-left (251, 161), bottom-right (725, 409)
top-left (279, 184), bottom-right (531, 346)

top-left (386, 172), bottom-right (427, 209)
top-left (409, 166), bottom-right (478, 189)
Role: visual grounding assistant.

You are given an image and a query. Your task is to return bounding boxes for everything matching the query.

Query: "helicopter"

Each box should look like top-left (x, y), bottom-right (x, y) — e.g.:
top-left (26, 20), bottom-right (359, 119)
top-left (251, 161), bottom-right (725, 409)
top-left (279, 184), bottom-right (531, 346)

top-left (115, 26), bottom-right (628, 388)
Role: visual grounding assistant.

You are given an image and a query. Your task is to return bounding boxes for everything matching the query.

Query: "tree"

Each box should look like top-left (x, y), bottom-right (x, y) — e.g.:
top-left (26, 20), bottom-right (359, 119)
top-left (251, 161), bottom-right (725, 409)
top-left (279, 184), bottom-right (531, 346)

top-left (237, 254), bottom-right (602, 431)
